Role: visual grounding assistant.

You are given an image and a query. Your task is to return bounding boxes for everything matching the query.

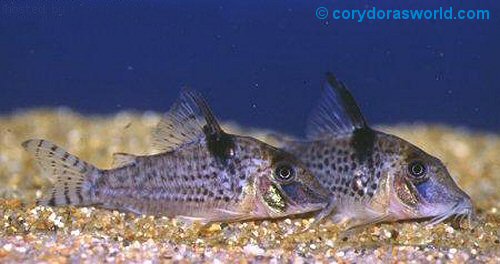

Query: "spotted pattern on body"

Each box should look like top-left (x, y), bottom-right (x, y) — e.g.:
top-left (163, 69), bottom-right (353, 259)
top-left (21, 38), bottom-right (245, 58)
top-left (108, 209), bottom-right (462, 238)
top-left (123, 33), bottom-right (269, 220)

top-left (23, 89), bottom-right (330, 225)
top-left (281, 73), bottom-right (475, 228)
top-left (95, 137), bottom-right (267, 217)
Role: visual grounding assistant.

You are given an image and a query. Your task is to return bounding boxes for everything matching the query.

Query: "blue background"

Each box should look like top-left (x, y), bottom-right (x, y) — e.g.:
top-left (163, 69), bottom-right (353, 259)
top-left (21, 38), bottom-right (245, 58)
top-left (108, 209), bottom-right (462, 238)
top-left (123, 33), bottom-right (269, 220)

top-left (1, 1), bottom-right (498, 135)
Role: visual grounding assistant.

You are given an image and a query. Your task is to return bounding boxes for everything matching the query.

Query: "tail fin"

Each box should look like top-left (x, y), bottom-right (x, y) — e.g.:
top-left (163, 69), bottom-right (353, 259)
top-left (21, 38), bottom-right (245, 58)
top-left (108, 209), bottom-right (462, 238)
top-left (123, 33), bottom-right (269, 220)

top-left (22, 139), bottom-right (98, 207)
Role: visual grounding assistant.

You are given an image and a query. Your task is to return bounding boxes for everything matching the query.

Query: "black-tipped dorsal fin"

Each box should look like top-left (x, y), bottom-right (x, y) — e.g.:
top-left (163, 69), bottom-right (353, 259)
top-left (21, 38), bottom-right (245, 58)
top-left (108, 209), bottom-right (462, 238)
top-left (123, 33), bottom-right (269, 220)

top-left (152, 88), bottom-right (225, 152)
top-left (306, 73), bottom-right (369, 139)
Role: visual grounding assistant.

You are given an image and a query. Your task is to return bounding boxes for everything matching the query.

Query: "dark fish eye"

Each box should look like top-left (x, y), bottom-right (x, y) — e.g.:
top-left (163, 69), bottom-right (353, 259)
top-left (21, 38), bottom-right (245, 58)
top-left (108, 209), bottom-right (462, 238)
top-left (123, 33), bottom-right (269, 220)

top-left (275, 164), bottom-right (295, 181)
top-left (408, 161), bottom-right (427, 178)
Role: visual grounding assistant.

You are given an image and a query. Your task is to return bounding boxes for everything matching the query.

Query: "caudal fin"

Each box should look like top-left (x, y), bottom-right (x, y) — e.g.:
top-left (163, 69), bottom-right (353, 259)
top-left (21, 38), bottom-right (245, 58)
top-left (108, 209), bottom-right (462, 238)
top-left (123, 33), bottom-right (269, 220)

top-left (22, 139), bottom-right (98, 207)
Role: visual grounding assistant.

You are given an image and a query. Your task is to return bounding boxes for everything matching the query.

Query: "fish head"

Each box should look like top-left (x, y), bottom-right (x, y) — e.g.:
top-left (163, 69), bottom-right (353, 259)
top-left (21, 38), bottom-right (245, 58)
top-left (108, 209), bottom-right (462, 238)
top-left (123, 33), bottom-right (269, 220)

top-left (381, 135), bottom-right (474, 224)
top-left (256, 150), bottom-right (329, 218)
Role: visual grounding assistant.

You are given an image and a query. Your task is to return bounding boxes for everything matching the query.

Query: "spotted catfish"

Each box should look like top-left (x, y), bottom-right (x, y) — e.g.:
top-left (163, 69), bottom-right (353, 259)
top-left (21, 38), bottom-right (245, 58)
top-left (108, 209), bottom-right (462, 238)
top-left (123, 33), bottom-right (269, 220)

top-left (278, 73), bottom-right (474, 229)
top-left (23, 89), bottom-right (330, 224)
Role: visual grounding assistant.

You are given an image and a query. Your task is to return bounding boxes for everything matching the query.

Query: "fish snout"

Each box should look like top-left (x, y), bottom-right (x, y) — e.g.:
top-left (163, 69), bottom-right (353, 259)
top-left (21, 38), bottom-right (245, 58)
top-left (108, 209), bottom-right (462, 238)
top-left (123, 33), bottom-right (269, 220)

top-left (458, 196), bottom-right (475, 217)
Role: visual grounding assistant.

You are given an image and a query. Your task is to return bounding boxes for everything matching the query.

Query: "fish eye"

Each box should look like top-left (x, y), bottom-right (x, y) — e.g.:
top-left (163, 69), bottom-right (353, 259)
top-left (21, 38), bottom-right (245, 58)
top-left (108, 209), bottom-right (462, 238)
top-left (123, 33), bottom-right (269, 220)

top-left (408, 161), bottom-right (427, 179)
top-left (275, 164), bottom-right (295, 181)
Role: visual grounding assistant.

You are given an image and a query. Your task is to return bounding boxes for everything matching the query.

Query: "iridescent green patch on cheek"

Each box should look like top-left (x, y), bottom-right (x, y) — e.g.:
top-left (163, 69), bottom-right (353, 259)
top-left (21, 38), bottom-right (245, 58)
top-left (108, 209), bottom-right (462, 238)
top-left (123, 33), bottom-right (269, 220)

top-left (263, 184), bottom-right (286, 212)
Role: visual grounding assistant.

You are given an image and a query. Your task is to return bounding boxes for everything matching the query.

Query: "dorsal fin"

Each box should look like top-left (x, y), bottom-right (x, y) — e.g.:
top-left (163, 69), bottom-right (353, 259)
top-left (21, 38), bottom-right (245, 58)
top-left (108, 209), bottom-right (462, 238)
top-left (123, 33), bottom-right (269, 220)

top-left (112, 152), bottom-right (137, 167)
top-left (306, 73), bottom-right (369, 139)
top-left (152, 88), bottom-right (230, 155)
top-left (184, 88), bottom-right (224, 136)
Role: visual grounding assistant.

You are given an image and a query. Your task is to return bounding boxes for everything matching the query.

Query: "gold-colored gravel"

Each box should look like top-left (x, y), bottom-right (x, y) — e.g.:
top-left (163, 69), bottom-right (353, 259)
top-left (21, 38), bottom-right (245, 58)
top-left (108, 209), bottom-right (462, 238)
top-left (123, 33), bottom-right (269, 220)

top-left (0, 109), bottom-right (499, 263)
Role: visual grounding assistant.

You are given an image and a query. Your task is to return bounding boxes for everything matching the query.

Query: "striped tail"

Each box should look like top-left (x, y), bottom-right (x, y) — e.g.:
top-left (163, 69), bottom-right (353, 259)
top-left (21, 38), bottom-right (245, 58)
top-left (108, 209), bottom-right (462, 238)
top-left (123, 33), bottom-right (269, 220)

top-left (22, 139), bottom-right (99, 207)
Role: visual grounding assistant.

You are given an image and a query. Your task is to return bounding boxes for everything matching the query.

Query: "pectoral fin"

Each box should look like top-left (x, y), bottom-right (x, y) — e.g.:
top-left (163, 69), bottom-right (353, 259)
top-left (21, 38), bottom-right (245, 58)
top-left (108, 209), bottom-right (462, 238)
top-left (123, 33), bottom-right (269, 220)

top-left (177, 208), bottom-right (251, 226)
top-left (340, 213), bottom-right (393, 238)
top-left (112, 152), bottom-right (138, 167)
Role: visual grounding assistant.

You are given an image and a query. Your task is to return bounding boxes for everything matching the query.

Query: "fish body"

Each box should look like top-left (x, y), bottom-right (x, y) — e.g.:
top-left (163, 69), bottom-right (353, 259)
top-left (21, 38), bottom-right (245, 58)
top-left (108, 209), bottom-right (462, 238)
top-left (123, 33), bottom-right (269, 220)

top-left (23, 89), bottom-right (329, 223)
top-left (280, 73), bottom-right (474, 228)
